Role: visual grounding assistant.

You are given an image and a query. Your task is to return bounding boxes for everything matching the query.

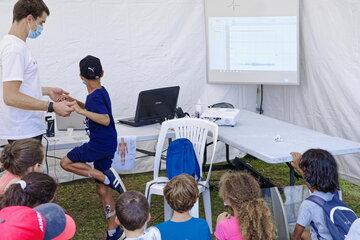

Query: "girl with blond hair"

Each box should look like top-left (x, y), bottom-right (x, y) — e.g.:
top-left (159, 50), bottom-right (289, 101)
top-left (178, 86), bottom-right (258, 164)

top-left (215, 171), bottom-right (276, 240)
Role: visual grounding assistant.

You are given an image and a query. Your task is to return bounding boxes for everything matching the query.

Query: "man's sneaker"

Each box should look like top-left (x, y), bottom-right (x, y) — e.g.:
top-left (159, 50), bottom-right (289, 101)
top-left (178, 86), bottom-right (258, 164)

top-left (104, 167), bottom-right (126, 193)
top-left (106, 226), bottom-right (124, 240)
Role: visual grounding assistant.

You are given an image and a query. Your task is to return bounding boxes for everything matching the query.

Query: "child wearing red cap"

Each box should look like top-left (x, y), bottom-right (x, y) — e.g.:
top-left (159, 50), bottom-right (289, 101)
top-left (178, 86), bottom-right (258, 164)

top-left (0, 203), bottom-right (76, 240)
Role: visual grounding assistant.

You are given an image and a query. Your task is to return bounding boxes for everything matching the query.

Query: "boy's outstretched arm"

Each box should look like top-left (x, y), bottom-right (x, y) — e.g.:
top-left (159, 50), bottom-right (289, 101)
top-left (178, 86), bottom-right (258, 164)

top-left (59, 95), bottom-right (85, 109)
top-left (70, 101), bottom-right (110, 126)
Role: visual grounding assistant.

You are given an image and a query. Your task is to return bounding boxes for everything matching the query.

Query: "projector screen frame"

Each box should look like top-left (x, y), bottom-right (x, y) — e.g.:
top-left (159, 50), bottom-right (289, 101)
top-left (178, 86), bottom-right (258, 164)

top-left (205, 0), bottom-right (300, 85)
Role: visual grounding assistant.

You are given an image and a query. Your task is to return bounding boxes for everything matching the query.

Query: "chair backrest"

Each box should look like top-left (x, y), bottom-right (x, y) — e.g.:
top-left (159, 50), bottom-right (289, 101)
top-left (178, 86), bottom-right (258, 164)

top-left (262, 187), bottom-right (290, 240)
top-left (153, 118), bottom-right (218, 183)
top-left (282, 185), bottom-right (311, 233)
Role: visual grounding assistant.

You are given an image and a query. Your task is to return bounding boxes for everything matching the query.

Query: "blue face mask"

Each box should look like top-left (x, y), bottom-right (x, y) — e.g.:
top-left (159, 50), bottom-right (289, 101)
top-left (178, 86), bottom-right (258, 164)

top-left (28, 22), bottom-right (43, 39)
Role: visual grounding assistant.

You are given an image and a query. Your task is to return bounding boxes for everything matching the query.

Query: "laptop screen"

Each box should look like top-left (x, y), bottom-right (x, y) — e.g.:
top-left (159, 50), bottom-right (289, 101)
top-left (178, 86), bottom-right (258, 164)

top-left (135, 86), bottom-right (180, 122)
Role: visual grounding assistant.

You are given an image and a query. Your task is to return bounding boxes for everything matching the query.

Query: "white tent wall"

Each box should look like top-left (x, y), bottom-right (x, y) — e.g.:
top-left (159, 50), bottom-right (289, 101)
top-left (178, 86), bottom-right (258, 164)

top-left (1, 0), bottom-right (360, 184)
top-left (263, 0), bottom-right (360, 184)
top-left (0, 0), bottom-right (245, 182)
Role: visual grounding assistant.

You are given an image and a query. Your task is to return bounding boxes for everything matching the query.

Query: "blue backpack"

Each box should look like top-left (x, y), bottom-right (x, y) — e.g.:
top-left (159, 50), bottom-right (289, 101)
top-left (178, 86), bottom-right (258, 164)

top-left (307, 192), bottom-right (357, 240)
top-left (166, 138), bottom-right (200, 180)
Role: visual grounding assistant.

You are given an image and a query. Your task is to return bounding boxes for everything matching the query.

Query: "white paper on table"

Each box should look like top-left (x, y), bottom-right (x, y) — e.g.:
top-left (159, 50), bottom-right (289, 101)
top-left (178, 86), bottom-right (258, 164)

top-left (112, 136), bottom-right (136, 172)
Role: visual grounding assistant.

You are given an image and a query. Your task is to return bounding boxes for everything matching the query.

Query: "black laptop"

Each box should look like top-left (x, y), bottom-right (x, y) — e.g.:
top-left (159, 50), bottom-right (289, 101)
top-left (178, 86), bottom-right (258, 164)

top-left (118, 86), bottom-right (180, 127)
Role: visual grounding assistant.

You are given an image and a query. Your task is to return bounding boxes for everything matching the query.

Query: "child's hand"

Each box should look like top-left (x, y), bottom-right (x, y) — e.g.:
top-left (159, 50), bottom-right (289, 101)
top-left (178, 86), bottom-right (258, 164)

top-left (290, 152), bottom-right (304, 176)
top-left (69, 101), bottom-right (85, 115)
top-left (58, 94), bottom-right (76, 102)
top-left (216, 212), bottom-right (231, 224)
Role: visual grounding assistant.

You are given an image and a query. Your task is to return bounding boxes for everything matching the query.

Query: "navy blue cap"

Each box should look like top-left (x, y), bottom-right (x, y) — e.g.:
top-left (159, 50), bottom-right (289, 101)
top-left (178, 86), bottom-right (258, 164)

top-left (79, 55), bottom-right (103, 80)
top-left (34, 203), bottom-right (66, 240)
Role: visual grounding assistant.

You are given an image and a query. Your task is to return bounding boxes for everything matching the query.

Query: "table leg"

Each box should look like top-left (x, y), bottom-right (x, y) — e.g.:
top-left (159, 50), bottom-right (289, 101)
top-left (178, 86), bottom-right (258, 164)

top-left (286, 162), bottom-right (298, 186)
top-left (226, 144), bottom-right (230, 164)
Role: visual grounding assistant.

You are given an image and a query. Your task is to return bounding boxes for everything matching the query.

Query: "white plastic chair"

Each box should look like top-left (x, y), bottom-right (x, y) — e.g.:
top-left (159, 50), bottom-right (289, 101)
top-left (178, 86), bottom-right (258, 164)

top-left (262, 187), bottom-right (290, 240)
top-left (145, 118), bottom-right (218, 231)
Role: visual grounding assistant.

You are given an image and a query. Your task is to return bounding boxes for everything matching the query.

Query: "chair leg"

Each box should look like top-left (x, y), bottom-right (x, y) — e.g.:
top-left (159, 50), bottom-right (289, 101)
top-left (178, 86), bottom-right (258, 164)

top-left (203, 189), bottom-right (213, 233)
top-left (147, 193), bottom-right (152, 206)
top-left (190, 199), bottom-right (200, 218)
top-left (164, 198), bottom-right (173, 221)
top-left (145, 185), bottom-right (151, 205)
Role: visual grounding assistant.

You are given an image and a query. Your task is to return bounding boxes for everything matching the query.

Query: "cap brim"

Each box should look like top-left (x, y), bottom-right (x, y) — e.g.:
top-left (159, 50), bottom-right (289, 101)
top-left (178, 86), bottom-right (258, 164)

top-left (52, 214), bottom-right (76, 240)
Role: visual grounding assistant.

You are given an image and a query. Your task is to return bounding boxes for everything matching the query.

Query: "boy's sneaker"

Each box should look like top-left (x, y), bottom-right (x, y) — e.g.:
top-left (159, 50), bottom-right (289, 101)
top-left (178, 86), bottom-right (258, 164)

top-left (106, 226), bottom-right (124, 240)
top-left (104, 167), bottom-right (126, 193)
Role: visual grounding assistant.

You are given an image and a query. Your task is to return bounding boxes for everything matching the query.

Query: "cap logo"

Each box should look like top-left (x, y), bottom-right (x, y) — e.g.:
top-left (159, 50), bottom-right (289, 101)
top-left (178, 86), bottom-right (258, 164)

top-left (88, 67), bottom-right (95, 73)
top-left (36, 212), bottom-right (44, 232)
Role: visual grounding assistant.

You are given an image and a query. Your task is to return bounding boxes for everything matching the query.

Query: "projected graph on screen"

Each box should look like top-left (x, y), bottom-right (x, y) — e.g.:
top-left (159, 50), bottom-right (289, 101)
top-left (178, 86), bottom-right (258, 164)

top-left (209, 17), bottom-right (297, 72)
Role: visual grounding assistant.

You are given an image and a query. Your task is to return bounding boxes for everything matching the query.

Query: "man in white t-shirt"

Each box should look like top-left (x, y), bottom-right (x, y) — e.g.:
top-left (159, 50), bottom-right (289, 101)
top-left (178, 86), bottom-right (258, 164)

top-left (0, 0), bottom-right (74, 141)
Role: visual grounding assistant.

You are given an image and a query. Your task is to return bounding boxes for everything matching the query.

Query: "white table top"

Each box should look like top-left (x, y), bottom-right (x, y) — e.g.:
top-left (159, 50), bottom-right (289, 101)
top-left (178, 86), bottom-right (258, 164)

top-left (45, 112), bottom-right (360, 164)
top-left (45, 122), bottom-right (171, 150)
top-left (218, 110), bottom-right (360, 164)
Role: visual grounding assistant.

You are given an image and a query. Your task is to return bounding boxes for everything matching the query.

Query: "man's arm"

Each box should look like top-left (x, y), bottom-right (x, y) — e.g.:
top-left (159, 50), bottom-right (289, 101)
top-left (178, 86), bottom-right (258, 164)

top-left (42, 87), bottom-right (70, 102)
top-left (4, 81), bottom-right (48, 111)
top-left (4, 81), bottom-right (74, 116)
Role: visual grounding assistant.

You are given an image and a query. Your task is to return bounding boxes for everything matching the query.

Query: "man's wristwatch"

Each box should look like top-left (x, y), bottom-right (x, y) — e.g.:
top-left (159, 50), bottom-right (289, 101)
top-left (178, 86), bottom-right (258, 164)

top-left (47, 102), bottom-right (54, 113)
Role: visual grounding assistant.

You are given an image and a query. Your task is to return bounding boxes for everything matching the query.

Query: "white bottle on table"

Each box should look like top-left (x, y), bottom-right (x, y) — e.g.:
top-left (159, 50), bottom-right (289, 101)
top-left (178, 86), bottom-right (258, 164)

top-left (195, 99), bottom-right (202, 118)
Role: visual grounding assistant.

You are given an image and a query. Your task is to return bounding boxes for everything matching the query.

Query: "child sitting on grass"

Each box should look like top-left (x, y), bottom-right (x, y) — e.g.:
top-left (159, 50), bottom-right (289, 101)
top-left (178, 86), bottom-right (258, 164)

top-left (0, 139), bottom-right (43, 195)
top-left (156, 174), bottom-right (211, 240)
top-left (215, 171), bottom-right (276, 240)
top-left (115, 191), bottom-right (161, 240)
top-left (0, 172), bottom-right (57, 208)
top-left (291, 149), bottom-right (356, 240)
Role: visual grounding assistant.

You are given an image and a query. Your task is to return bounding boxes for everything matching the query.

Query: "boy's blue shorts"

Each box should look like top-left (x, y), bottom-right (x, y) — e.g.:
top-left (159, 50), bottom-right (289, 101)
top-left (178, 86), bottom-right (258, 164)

top-left (67, 143), bottom-right (114, 173)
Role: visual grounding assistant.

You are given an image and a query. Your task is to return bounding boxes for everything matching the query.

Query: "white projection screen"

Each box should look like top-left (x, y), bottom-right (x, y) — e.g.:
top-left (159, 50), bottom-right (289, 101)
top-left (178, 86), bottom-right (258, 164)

top-left (206, 0), bottom-right (299, 85)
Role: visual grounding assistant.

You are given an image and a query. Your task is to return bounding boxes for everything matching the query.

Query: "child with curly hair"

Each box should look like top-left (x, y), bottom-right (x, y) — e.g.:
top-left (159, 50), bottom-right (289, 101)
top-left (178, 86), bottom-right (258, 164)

top-left (215, 171), bottom-right (276, 240)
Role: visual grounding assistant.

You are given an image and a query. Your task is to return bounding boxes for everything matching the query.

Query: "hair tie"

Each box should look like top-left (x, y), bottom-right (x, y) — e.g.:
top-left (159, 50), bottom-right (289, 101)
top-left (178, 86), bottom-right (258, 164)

top-left (16, 180), bottom-right (27, 190)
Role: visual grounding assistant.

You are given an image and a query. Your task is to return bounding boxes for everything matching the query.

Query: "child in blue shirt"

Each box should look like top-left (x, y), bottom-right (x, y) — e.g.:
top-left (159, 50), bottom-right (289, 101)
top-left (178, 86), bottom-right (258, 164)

top-left (156, 174), bottom-right (211, 240)
top-left (291, 149), bottom-right (340, 240)
top-left (60, 55), bottom-right (125, 240)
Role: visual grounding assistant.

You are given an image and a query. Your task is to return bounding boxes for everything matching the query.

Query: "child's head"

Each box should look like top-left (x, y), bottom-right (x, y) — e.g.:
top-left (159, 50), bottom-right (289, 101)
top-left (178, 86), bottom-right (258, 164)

top-left (219, 171), bottom-right (276, 240)
top-left (0, 172), bottom-right (57, 209)
top-left (79, 55), bottom-right (103, 83)
top-left (219, 171), bottom-right (261, 207)
top-left (163, 174), bottom-right (199, 213)
top-left (115, 191), bottom-right (150, 232)
top-left (299, 148), bottom-right (339, 192)
top-left (0, 139), bottom-right (43, 176)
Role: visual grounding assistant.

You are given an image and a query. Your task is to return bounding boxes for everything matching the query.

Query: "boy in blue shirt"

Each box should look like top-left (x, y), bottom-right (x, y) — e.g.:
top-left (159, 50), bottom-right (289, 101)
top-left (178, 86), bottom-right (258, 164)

top-left (60, 55), bottom-right (125, 240)
top-left (291, 149), bottom-right (341, 240)
top-left (156, 174), bottom-right (211, 240)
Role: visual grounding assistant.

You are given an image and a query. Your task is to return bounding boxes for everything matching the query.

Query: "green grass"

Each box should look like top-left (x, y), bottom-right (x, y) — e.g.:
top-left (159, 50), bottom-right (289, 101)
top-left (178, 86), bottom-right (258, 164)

top-left (55, 157), bottom-right (360, 240)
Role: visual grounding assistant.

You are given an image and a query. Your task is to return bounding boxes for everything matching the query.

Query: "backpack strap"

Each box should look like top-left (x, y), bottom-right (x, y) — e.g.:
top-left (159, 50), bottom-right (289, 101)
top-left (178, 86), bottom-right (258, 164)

top-left (307, 195), bottom-right (327, 240)
top-left (310, 221), bottom-right (321, 240)
top-left (307, 195), bottom-right (326, 207)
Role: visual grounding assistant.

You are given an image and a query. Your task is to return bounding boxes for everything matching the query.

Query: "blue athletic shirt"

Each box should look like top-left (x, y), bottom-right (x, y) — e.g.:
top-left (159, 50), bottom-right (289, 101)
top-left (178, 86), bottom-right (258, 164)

top-left (85, 86), bottom-right (117, 154)
top-left (156, 217), bottom-right (211, 240)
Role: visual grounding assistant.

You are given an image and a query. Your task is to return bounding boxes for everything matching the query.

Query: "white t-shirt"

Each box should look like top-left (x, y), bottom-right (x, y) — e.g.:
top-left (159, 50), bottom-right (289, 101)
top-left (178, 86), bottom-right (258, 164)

top-left (125, 227), bottom-right (161, 240)
top-left (345, 219), bottom-right (360, 240)
top-left (0, 34), bottom-right (45, 139)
